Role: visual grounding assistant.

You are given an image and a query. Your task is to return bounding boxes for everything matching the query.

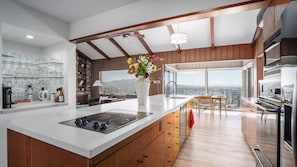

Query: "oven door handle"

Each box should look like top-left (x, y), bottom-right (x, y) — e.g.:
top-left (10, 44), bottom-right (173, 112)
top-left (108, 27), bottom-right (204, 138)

top-left (292, 72), bottom-right (297, 165)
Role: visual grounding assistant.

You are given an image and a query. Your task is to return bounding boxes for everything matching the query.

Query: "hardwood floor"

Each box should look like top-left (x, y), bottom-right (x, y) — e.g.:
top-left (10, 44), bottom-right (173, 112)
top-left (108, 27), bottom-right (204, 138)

top-left (173, 110), bottom-right (256, 167)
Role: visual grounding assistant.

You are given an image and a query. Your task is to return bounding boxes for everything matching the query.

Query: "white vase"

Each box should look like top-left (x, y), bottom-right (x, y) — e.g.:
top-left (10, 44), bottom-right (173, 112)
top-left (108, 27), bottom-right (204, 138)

top-left (134, 77), bottom-right (150, 105)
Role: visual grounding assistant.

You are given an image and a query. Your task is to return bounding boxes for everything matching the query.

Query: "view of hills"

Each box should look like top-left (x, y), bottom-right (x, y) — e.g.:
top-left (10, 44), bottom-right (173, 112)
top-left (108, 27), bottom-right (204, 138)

top-left (102, 79), bottom-right (242, 109)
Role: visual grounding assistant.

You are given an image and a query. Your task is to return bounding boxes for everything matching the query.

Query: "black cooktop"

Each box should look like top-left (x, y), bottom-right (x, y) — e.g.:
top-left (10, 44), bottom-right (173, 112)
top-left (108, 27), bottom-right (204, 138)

top-left (60, 109), bottom-right (143, 134)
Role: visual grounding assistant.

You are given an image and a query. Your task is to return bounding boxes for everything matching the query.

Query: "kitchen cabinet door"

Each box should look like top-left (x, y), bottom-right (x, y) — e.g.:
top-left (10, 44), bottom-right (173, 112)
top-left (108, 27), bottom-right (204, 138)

top-left (7, 129), bottom-right (31, 167)
top-left (143, 132), bottom-right (164, 167)
top-left (31, 137), bottom-right (90, 167)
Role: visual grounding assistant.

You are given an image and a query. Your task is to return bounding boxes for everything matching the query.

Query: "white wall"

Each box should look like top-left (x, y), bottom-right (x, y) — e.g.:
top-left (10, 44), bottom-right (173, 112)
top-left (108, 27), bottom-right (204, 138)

top-left (0, 0), bottom-right (69, 40)
top-left (43, 42), bottom-right (77, 108)
top-left (3, 39), bottom-right (43, 58)
top-left (70, 0), bottom-right (247, 39)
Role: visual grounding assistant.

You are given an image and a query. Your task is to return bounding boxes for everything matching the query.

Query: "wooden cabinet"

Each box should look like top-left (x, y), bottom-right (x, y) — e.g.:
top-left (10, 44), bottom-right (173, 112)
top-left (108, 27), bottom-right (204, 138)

top-left (173, 110), bottom-right (180, 159)
top-left (263, 0), bottom-right (290, 40)
top-left (8, 129), bottom-right (89, 167)
top-left (241, 100), bottom-right (257, 149)
top-left (7, 130), bottom-right (31, 167)
top-left (8, 109), bottom-right (185, 167)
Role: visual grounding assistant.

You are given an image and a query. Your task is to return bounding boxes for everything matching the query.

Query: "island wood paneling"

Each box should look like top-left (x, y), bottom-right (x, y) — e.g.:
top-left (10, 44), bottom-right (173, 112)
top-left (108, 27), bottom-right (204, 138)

top-left (91, 44), bottom-right (253, 97)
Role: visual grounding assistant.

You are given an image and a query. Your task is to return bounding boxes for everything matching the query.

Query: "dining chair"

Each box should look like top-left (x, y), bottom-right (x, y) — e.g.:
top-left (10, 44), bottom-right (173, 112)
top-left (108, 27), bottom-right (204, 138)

top-left (213, 96), bottom-right (228, 116)
top-left (197, 96), bottom-right (214, 115)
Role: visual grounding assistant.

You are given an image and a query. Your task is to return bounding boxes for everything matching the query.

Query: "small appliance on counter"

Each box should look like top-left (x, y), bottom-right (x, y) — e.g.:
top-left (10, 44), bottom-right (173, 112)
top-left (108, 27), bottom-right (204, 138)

top-left (38, 87), bottom-right (50, 101)
top-left (27, 84), bottom-right (33, 101)
top-left (2, 86), bottom-right (12, 108)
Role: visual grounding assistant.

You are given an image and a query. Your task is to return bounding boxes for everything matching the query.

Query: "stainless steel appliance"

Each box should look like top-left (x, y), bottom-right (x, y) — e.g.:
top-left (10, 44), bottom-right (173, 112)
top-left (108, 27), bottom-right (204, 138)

top-left (254, 96), bottom-right (281, 167)
top-left (280, 68), bottom-right (297, 167)
top-left (180, 104), bottom-right (186, 148)
top-left (2, 86), bottom-right (12, 109)
top-left (255, 64), bottom-right (282, 167)
top-left (60, 109), bottom-right (148, 134)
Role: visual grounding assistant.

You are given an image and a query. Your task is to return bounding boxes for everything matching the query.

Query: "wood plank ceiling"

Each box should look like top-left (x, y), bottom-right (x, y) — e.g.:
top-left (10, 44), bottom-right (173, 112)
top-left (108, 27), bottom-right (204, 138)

top-left (74, 0), bottom-right (270, 60)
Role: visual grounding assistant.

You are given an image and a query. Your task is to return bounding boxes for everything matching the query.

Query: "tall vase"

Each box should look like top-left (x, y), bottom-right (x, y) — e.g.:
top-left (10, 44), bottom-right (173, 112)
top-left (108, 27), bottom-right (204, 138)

top-left (134, 76), bottom-right (150, 106)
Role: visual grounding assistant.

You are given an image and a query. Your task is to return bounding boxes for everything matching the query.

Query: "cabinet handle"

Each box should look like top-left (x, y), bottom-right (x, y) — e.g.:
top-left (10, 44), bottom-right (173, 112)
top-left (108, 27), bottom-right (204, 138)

top-left (143, 154), bottom-right (149, 158)
top-left (137, 160), bottom-right (143, 163)
top-left (168, 132), bottom-right (172, 135)
top-left (168, 146), bottom-right (172, 148)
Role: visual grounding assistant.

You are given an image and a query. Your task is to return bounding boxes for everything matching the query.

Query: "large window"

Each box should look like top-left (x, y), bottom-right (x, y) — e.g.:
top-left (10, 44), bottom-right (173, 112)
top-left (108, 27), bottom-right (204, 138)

top-left (100, 70), bottom-right (135, 95)
top-left (176, 70), bottom-right (205, 95)
top-left (208, 69), bottom-right (242, 108)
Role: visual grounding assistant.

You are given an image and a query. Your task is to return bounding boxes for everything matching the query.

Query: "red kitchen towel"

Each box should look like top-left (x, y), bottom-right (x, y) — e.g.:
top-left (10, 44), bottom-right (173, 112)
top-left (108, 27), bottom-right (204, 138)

top-left (190, 109), bottom-right (195, 128)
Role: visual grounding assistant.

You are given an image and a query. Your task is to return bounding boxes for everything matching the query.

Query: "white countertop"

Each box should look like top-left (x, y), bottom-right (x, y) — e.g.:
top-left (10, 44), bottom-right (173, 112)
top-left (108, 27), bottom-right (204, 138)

top-left (0, 95), bottom-right (193, 159)
top-left (1, 101), bottom-right (68, 114)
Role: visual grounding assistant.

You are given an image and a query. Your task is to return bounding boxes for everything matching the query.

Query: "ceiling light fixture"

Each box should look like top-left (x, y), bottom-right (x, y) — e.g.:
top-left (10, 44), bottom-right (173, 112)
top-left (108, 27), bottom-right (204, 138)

top-left (25, 34), bottom-right (34, 39)
top-left (170, 24), bottom-right (187, 44)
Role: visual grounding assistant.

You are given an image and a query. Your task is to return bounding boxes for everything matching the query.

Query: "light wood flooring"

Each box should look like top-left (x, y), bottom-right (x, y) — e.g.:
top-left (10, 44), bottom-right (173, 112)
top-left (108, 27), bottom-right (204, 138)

top-left (173, 110), bottom-right (256, 167)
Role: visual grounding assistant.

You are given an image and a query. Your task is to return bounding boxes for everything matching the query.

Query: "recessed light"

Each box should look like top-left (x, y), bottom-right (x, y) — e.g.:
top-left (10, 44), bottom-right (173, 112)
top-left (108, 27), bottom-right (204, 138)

top-left (25, 35), bottom-right (34, 39)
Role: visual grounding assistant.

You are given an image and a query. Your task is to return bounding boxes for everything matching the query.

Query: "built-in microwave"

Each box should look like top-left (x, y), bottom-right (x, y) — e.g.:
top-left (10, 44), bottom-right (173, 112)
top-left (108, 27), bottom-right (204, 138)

top-left (264, 29), bottom-right (281, 66)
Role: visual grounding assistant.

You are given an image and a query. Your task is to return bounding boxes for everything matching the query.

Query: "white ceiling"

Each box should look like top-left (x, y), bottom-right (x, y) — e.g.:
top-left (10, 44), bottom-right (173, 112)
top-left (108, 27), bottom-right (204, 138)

top-left (2, 23), bottom-right (65, 48)
top-left (15, 0), bottom-right (142, 22)
top-left (2, 1), bottom-right (261, 60)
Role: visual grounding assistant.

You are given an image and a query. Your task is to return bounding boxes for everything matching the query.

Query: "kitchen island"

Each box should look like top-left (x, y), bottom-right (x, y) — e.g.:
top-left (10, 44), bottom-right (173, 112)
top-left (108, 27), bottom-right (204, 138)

top-left (1, 95), bottom-right (194, 167)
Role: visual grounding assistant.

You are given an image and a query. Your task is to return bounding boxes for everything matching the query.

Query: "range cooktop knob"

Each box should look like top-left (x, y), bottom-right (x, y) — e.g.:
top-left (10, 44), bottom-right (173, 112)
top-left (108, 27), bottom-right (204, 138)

top-left (81, 119), bottom-right (88, 127)
top-left (100, 123), bottom-right (107, 130)
top-left (92, 122), bottom-right (100, 129)
top-left (74, 118), bottom-right (83, 127)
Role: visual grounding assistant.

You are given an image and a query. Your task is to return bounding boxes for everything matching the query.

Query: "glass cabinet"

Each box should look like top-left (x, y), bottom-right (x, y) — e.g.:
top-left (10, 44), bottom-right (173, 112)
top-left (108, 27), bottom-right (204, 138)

top-left (2, 51), bottom-right (64, 103)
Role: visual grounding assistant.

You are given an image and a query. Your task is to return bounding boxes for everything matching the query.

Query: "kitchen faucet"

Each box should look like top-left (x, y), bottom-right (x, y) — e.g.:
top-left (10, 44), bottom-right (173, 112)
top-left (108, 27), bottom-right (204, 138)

top-left (166, 81), bottom-right (177, 97)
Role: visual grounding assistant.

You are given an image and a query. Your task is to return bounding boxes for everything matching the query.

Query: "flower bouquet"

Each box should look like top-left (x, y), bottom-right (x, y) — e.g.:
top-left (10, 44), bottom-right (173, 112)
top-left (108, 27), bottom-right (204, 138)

top-left (127, 54), bottom-right (161, 82)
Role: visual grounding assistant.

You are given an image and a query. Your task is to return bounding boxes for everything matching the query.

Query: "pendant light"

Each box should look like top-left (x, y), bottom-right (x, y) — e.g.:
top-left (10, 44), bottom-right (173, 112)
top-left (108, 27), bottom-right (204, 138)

top-left (170, 24), bottom-right (187, 44)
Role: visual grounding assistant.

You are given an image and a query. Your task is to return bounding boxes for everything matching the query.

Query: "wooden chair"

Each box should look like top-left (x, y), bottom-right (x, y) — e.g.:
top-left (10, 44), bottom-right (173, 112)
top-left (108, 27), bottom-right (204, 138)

top-left (197, 96), bottom-right (214, 115)
top-left (213, 96), bottom-right (228, 116)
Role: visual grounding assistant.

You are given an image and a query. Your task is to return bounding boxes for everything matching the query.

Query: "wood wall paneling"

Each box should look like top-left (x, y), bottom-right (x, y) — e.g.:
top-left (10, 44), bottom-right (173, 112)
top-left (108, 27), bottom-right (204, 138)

top-left (205, 48), bottom-right (211, 61)
top-left (215, 47), bottom-right (222, 60)
top-left (222, 46), bottom-right (228, 60)
top-left (274, 0), bottom-right (290, 30)
top-left (227, 46), bottom-right (234, 60)
top-left (210, 48), bottom-right (216, 61)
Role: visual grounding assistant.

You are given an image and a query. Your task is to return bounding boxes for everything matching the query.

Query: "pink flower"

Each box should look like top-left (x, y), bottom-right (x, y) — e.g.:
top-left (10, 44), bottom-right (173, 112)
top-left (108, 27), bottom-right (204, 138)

top-left (152, 55), bottom-right (160, 64)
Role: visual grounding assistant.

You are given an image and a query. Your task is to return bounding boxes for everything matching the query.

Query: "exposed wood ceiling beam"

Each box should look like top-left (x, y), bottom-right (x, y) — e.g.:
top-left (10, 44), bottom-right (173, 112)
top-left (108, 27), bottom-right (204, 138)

top-left (251, 27), bottom-right (262, 46)
top-left (86, 41), bottom-right (111, 60)
top-left (134, 31), bottom-right (154, 55)
top-left (70, 0), bottom-right (270, 44)
top-left (167, 25), bottom-right (181, 53)
top-left (108, 38), bottom-right (130, 58)
top-left (210, 17), bottom-right (215, 48)
top-left (76, 49), bottom-right (91, 61)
